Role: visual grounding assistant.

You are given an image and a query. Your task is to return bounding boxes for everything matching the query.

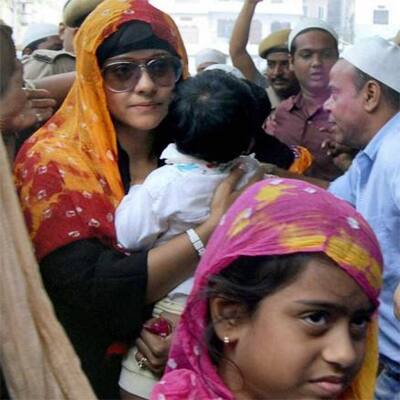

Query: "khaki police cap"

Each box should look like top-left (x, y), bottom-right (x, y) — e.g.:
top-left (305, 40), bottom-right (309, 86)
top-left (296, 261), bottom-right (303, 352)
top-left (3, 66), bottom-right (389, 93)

top-left (258, 28), bottom-right (290, 59)
top-left (63, 0), bottom-right (104, 27)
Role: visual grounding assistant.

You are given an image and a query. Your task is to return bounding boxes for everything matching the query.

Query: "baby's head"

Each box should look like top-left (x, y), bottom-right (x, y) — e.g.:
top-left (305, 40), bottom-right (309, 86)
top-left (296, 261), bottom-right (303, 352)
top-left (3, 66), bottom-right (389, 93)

top-left (168, 69), bottom-right (257, 163)
top-left (166, 178), bottom-right (383, 400)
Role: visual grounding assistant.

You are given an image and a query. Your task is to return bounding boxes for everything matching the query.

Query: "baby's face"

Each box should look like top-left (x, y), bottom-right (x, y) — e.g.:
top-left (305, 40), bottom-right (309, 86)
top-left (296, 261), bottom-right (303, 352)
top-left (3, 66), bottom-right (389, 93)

top-left (220, 255), bottom-right (373, 399)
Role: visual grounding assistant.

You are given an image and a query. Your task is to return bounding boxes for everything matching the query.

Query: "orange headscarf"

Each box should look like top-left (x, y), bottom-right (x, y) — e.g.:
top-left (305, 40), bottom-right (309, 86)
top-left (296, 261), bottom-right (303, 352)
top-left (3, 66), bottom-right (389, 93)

top-left (14, 0), bottom-right (188, 260)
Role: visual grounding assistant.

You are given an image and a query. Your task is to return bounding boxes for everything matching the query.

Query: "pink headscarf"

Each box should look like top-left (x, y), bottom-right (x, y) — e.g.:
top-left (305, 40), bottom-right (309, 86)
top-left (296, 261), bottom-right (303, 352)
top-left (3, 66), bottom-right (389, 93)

top-left (152, 178), bottom-right (383, 400)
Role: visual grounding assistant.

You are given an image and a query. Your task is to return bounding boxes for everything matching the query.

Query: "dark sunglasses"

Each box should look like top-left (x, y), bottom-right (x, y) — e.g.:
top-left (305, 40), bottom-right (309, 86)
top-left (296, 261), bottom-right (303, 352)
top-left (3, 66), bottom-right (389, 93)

top-left (102, 56), bottom-right (182, 93)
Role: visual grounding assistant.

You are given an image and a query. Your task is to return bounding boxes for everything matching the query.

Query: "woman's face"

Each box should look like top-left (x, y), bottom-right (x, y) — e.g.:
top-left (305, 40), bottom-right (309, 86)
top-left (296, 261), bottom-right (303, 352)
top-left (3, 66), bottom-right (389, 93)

top-left (103, 49), bottom-right (177, 133)
top-left (218, 256), bottom-right (373, 400)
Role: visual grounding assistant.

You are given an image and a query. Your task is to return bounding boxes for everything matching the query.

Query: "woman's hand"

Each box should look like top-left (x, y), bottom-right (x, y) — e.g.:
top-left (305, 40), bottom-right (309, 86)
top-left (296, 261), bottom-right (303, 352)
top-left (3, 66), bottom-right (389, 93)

top-left (134, 314), bottom-right (178, 374)
top-left (10, 88), bottom-right (56, 131)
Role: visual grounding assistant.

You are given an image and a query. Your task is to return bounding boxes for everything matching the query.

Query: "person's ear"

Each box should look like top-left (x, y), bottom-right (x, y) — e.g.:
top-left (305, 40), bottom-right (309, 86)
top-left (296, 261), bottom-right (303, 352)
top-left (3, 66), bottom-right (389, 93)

top-left (209, 297), bottom-right (248, 345)
top-left (362, 80), bottom-right (381, 112)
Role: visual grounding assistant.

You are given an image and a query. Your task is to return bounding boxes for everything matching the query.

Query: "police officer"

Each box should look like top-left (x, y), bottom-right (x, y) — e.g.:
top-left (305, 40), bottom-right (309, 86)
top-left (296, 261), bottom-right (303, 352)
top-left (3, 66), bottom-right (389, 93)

top-left (22, 0), bottom-right (104, 81)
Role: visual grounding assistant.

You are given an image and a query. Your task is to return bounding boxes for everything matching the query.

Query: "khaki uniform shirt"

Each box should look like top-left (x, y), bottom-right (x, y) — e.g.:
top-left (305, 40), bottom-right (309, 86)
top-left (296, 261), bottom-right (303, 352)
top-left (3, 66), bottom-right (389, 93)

top-left (22, 49), bottom-right (76, 80)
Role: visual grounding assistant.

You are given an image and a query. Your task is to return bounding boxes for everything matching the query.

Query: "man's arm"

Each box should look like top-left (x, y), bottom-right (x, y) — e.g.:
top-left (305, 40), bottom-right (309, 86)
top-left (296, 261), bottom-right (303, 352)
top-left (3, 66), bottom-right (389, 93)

top-left (29, 71), bottom-right (76, 109)
top-left (230, 0), bottom-right (263, 82)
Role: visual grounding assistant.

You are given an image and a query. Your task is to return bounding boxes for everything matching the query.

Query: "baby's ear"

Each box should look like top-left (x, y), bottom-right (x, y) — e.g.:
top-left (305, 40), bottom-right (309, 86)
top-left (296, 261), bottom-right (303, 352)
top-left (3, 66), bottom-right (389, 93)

top-left (209, 296), bottom-right (248, 345)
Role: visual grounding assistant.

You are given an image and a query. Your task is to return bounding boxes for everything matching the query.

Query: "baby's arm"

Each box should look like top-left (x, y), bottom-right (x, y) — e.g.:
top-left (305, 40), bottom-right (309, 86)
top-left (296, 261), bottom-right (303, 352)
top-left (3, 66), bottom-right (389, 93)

top-left (115, 184), bottom-right (168, 251)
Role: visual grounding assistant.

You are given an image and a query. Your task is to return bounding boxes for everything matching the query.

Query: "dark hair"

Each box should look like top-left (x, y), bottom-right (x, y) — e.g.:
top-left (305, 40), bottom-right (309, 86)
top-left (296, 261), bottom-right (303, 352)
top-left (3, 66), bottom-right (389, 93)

top-left (242, 79), bottom-right (271, 127)
top-left (203, 253), bottom-right (314, 365)
top-left (241, 79), bottom-right (294, 168)
top-left (97, 21), bottom-right (178, 67)
top-left (352, 66), bottom-right (400, 110)
top-left (166, 70), bottom-right (256, 163)
top-left (290, 28), bottom-right (338, 57)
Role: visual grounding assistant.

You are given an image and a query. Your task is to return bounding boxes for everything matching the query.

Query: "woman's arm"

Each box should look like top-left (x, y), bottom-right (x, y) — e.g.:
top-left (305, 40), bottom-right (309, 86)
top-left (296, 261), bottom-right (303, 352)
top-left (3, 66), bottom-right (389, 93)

top-left (146, 165), bottom-right (254, 303)
top-left (40, 166), bottom-right (254, 338)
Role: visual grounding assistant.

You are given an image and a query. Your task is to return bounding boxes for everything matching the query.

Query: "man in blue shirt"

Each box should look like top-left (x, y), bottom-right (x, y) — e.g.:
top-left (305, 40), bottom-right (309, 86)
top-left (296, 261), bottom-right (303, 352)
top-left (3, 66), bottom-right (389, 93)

top-left (325, 36), bottom-right (400, 400)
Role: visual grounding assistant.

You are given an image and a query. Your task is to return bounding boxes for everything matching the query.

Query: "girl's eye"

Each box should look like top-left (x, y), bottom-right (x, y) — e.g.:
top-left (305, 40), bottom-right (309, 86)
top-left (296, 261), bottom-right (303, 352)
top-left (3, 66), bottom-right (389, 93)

top-left (350, 314), bottom-right (371, 334)
top-left (352, 316), bottom-right (369, 327)
top-left (303, 311), bottom-right (329, 326)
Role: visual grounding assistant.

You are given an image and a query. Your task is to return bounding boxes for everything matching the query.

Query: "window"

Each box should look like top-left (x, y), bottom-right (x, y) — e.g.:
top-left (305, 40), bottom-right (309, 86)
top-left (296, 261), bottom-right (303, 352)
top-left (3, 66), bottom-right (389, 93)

top-left (303, 6), bottom-right (308, 17)
top-left (373, 9), bottom-right (389, 24)
top-left (217, 19), bottom-right (234, 39)
top-left (271, 21), bottom-right (291, 32)
top-left (179, 25), bottom-right (199, 44)
top-left (271, 0), bottom-right (283, 3)
top-left (318, 7), bottom-right (324, 19)
top-left (249, 19), bottom-right (262, 44)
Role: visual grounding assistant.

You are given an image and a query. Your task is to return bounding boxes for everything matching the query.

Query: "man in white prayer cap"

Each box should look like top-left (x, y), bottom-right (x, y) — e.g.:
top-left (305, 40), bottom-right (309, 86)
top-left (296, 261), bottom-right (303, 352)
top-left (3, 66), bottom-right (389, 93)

top-left (264, 18), bottom-right (344, 181)
top-left (194, 48), bottom-right (227, 74)
top-left (203, 63), bottom-right (245, 80)
top-left (326, 36), bottom-right (400, 400)
top-left (21, 23), bottom-right (62, 56)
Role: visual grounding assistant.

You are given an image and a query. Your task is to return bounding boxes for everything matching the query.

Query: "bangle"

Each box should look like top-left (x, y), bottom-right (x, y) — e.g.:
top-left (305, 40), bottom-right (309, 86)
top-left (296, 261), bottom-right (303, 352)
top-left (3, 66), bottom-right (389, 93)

top-left (186, 228), bottom-right (205, 257)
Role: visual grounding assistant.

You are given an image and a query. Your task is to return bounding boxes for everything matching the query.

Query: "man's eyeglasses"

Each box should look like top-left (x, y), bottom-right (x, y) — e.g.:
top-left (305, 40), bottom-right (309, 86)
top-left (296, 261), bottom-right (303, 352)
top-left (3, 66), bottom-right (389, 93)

top-left (102, 56), bottom-right (182, 93)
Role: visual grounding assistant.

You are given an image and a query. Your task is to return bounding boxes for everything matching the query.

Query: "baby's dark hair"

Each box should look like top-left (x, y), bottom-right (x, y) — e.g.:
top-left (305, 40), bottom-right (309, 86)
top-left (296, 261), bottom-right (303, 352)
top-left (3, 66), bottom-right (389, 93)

top-left (167, 70), bottom-right (256, 163)
top-left (203, 253), bottom-right (316, 365)
top-left (242, 79), bottom-right (294, 168)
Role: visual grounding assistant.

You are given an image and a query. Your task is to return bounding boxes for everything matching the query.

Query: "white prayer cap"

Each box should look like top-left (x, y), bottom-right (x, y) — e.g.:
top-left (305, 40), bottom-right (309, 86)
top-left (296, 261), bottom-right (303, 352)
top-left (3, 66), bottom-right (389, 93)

top-left (195, 48), bottom-right (227, 70)
top-left (342, 36), bottom-right (400, 93)
top-left (203, 63), bottom-right (244, 79)
top-left (288, 18), bottom-right (338, 51)
top-left (21, 23), bottom-right (59, 50)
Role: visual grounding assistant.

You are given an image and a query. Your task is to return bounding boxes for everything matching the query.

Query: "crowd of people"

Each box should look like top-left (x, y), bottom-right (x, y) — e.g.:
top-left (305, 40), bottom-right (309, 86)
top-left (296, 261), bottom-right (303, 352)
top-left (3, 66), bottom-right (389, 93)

top-left (1, 0), bottom-right (399, 399)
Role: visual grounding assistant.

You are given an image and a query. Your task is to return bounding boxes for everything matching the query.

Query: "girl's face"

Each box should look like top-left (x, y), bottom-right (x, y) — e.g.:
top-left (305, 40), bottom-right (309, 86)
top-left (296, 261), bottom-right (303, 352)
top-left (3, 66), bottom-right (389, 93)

top-left (217, 256), bottom-right (373, 400)
top-left (103, 49), bottom-right (177, 133)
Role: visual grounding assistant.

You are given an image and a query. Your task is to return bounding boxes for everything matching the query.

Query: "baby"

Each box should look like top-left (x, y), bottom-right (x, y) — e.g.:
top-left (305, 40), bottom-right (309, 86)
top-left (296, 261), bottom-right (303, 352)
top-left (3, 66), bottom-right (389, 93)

top-left (116, 70), bottom-right (260, 398)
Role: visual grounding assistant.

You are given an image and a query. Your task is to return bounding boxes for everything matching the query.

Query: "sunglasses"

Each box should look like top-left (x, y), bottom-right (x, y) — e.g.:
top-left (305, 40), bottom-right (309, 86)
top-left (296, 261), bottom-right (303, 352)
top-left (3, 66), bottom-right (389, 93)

top-left (102, 56), bottom-right (183, 93)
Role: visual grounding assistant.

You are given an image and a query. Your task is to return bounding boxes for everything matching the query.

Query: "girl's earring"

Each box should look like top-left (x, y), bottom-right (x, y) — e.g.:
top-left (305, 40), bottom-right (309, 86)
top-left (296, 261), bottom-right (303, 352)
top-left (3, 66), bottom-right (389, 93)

top-left (223, 336), bottom-right (230, 344)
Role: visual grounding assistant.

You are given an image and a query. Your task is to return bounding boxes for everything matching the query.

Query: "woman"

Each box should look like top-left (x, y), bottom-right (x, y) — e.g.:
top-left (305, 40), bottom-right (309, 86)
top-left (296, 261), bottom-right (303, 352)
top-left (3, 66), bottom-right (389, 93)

top-left (152, 178), bottom-right (383, 400)
top-left (14, 1), bottom-right (250, 397)
top-left (1, 21), bottom-right (56, 160)
top-left (1, 21), bottom-right (94, 398)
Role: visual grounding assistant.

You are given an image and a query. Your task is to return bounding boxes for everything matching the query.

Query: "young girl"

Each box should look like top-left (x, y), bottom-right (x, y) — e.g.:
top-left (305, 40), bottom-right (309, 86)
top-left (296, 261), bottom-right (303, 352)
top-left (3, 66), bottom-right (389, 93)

top-left (152, 178), bottom-right (383, 400)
